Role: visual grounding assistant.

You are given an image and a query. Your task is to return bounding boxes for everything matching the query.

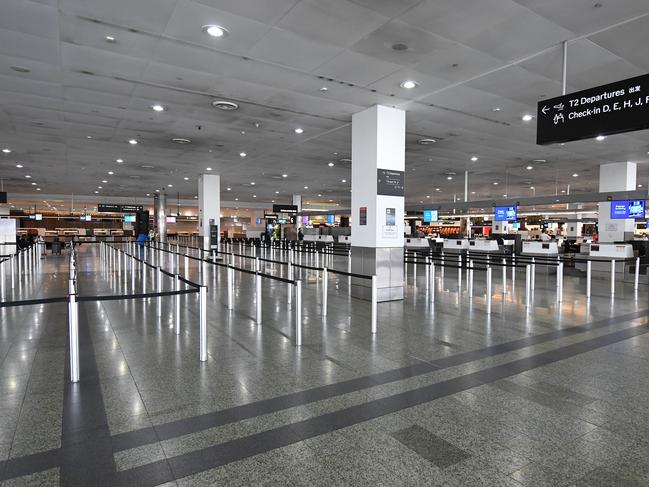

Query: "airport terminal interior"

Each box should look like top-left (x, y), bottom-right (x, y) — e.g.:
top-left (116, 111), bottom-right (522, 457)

top-left (2, 1), bottom-right (649, 486)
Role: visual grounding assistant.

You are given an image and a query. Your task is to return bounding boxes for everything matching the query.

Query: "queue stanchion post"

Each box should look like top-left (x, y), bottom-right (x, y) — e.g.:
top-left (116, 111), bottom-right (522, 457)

top-left (0, 260), bottom-right (5, 299)
top-left (371, 275), bottom-right (378, 334)
top-left (322, 267), bottom-right (328, 316)
top-left (174, 274), bottom-right (181, 334)
top-left (287, 262), bottom-right (292, 304)
top-left (486, 266), bottom-right (492, 315)
top-left (469, 260), bottom-right (474, 299)
top-left (68, 291), bottom-right (79, 383)
top-left (557, 262), bottom-right (564, 303)
top-left (199, 285), bottom-right (207, 362)
top-left (11, 254), bottom-right (15, 289)
top-left (156, 266), bottom-right (162, 317)
top-left (531, 258), bottom-right (536, 290)
top-left (227, 266), bottom-right (234, 310)
top-left (610, 259), bottom-right (616, 297)
top-left (586, 260), bottom-right (592, 299)
top-left (295, 280), bottom-right (302, 346)
top-left (502, 258), bottom-right (507, 294)
top-left (634, 257), bottom-right (640, 294)
top-left (525, 264), bottom-right (531, 308)
top-left (256, 272), bottom-right (262, 325)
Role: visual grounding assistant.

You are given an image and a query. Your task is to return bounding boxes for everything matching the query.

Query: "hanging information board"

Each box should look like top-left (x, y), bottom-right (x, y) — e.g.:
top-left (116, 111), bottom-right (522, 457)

top-left (537, 73), bottom-right (649, 145)
top-left (377, 169), bottom-right (404, 196)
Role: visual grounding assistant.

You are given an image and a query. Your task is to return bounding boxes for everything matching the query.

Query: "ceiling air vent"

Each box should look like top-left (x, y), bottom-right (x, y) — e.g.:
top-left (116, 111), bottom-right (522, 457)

top-left (211, 100), bottom-right (239, 111)
top-left (417, 138), bottom-right (437, 145)
top-left (171, 138), bottom-right (191, 144)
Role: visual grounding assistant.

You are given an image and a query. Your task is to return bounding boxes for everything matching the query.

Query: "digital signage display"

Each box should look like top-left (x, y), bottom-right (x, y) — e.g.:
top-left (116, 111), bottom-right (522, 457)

top-left (423, 209), bottom-right (438, 223)
top-left (123, 215), bottom-right (136, 223)
top-left (327, 214), bottom-right (335, 225)
top-left (610, 200), bottom-right (646, 219)
top-left (494, 206), bottom-right (517, 222)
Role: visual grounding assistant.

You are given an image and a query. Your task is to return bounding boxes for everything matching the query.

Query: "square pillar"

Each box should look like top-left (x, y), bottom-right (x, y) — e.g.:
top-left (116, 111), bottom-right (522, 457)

top-left (598, 162), bottom-right (636, 242)
top-left (351, 105), bottom-right (405, 302)
top-left (198, 174), bottom-right (220, 250)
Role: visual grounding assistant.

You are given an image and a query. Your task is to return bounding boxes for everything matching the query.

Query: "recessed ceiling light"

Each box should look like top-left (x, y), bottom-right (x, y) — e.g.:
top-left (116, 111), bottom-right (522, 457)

top-left (151, 104), bottom-right (165, 112)
top-left (638, 184), bottom-right (644, 188)
top-left (108, 171), bottom-right (114, 175)
top-left (171, 138), bottom-right (191, 144)
top-left (184, 177), bottom-right (189, 181)
top-left (596, 135), bottom-right (606, 141)
top-left (572, 173), bottom-right (578, 177)
top-left (400, 80), bottom-right (418, 89)
top-left (31, 182), bottom-right (36, 185)
top-left (102, 180), bottom-right (108, 183)
top-left (105, 35), bottom-right (116, 43)
top-left (16, 164), bottom-right (23, 168)
top-left (470, 156), bottom-right (478, 162)
top-left (128, 139), bottom-right (138, 145)
top-left (36, 188), bottom-right (41, 191)
top-left (94, 191), bottom-right (99, 194)
top-left (304, 186), bottom-right (308, 189)
top-left (239, 152), bottom-right (247, 157)
top-left (471, 191), bottom-right (476, 194)
top-left (250, 182), bottom-right (255, 185)
top-left (2, 148), bottom-right (10, 153)
top-left (168, 184), bottom-right (173, 187)
top-left (97, 186), bottom-right (103, 189)
top-left (294, 128), bottom-right (304, 134)
top-left (252, 194), bottom-right (257, 198)
top-left (328, 162), bottom-right (334, 167)
top-left (526, 165), bottom-right (533, 170)
top-left (206, 167), bottom-right (212, 171)
top-left (25, 175), bottom-right (31, 178)
top-left (561, 189), bottom-right (566, 193)
top-left (275, 191), bottom-right (279, 194)
top-left (426, 195), bottom-right (430, 198)
top-left (234, 197), bottom-right (238, 201)
top-left (282, 174), bottom-right (288, 178)
top-left (435, 188), bottom-right (440, 191)
top-left (203, 25), bottom-right (229, 38)
top-left (417, 138), bottom-right (436, 145)
top-left (530, 186), bottom-right (535, 189)
top-left (493, 182), bottom-right (499, 185)
top-left (146, 193), bottom-right (150, 196)
top-left (226, 187), bottom-right (231, 191)
top-left (211, 100), bottom-right (238, 111)
top-left (320, 87), bottom-right (328, 92)
top-left (116, 158), bottom-right (124, 163)
top-left (447, 176), bottom-right (453, 180)
top-left (503, 194), bottom-right (508, 198)
top-left (492, 107), bottom-right (502, 112)
top-left (341, 179), bottom-right (346, 183)
top-left (522, 114), bottom-right (533, 122)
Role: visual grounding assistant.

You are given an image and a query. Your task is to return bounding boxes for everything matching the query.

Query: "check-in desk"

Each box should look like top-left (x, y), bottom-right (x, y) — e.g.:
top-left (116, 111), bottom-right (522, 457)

top-left (467, 239), bottom-right (499, 253)
top-left (443, 239), bottom-right (469, 254)
top-left (405, 237), bottom-right (430, 249)
top-left (576, 243), bottom-right (633, 276)
top-left (338, 235), bottom-right (351, 244)
top-left (521, 241), bottom-right (559, 256)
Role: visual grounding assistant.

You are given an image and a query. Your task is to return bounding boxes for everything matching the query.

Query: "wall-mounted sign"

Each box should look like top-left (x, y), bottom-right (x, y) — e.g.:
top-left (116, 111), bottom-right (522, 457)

top-left (272, 204), bottom-right (298, 214)
top-left (359, 206), bottom-right (367, 226)
top-left (494, 206), bottom-right (517, 222)
top-left (98, 204), bottom-right (144, 213)
top-left (377, 169), bottom-right (405, 196)
top-left (537, 73), bottom-right (649, 145)
top-left (385, 208), bottom-right (396, 226)
top-left (263, 213), bottom-right (278, 219)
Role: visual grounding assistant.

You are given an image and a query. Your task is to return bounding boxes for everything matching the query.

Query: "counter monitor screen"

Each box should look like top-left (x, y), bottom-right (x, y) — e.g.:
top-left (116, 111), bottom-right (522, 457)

top-left (166, 216), bottom-right (176, 224)
top-left (35, 214), bottom-right (42, 221)
top-left (123, 215), bottom-right (136, 223)
top-left (494, 206), bottom-right (517, 221)
top-left (610, 200), bottom-right (646, 219)
top-left (423, 209), bottom-right (438, 223)
top-left (327, 214), bottom-right (335, 225)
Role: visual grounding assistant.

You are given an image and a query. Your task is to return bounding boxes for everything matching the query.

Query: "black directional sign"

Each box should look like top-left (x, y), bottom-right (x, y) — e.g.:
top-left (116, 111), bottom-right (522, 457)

top-left (537, 73), bottom-right (649, 145)
top-left (377, 169), bottom-right (405, 196)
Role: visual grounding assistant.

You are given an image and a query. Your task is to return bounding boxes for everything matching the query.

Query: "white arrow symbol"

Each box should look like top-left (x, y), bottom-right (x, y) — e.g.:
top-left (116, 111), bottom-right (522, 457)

top-left (541, 105), bottom-right (550, 115)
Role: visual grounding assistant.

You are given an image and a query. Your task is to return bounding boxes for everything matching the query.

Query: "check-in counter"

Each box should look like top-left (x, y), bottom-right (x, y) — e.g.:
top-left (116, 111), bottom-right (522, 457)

top-left (443, 239), bottom-right (469, 252)
top-left (467, 239), bottom-right (499, 252)
top-left (338, 235), bottom-right (351, 244)
top-left (304, 235), bottom-right (334, 243)
top-left (521, 241), bottom-right (559, 255)
top-left (575, 243), bottom-right (633, 275)
top-left (405, 237), bottom-right (430, 249)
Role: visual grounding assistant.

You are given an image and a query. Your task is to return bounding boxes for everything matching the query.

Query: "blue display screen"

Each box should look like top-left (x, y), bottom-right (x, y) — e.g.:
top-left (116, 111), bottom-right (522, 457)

top-left (494, 206), bottom-right (517, 221)
top-left (327, 214), bottom-right (335, 225)
top-left (423, 209), bottom-right (438, 223)
top-left (610, 200), bottom-right (646, 219)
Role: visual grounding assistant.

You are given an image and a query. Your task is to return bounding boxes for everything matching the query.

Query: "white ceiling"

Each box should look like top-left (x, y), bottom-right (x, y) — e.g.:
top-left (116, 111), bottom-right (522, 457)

top-left (1, 0), bottom-right (649, 210)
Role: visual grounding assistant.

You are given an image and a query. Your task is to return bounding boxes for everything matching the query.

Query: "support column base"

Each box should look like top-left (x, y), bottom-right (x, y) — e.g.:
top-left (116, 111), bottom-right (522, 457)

top-left (351, 246), bottom-right (403, 302)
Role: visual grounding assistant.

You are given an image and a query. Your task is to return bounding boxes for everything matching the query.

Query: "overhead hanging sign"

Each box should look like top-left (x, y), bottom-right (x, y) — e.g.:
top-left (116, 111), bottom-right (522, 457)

top-left (377, 169), bottom-right (405, 196)
top-left (536, 73), bottom-right (649, 145)
top-left (272, 204), bottom-right (298, 214)
top-left (98, 204), bottom-right (144, 213)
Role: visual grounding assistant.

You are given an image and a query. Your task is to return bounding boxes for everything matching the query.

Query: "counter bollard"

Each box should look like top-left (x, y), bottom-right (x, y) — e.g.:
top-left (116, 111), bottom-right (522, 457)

top-left (199, 286), bottom-right (207, 362)
top-left (502, 258), bottom-right (507, 294)
top-left (10, 255), bottom-right (15, 289)
top-left (557, 262), bottom-right (564, 303)
top-left (525, 264), bottom-right (531, 308)
top-left (295, 280), bottom-right (303, 346)
top-left (322, 267), bottom-right (328, 316)
top-left (255, 273), bottom-right (262, 325)
top-left (371, 275), bottom-right (378, 334)
top-left (156, 266), bottom-right (162, 317)
top-left (227, 266), bottom-right (234, 310)
top-left (174, 274), bottom-right (181, 334)
top-left (68, 293), bottom-right (79, 383)
top-left (486, 267), bottom-right (492, 315)
top-left (634, 257), bottom-right (640, 293)
top-left (610, 259), bottom-right (616, 297)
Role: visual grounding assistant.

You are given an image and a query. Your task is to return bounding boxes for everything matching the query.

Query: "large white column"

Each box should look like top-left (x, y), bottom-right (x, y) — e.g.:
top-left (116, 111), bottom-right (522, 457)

top-left (351, 105), bottom-right (405, 301)
top-left (598, 162), bottom-right (636, 242)
top-left (155, 191), bottom-right (167, 242)
top-left (198, 174), bottom-right (221, 250)
top-left (292, 194), bottom-right (302, 228)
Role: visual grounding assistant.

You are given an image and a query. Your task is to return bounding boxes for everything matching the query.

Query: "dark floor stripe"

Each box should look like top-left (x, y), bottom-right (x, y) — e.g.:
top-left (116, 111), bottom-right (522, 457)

top-left (113, 322), bottom-right (649, 486)
top-left (109, 308), bottom-right (649, 452)
top-left (0, 308), bottom-right (646, 483)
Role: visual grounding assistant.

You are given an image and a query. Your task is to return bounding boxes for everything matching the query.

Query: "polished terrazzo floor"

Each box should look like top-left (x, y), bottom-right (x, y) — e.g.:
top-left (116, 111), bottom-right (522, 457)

top-left (0, 243), bottom-right (648, 486)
